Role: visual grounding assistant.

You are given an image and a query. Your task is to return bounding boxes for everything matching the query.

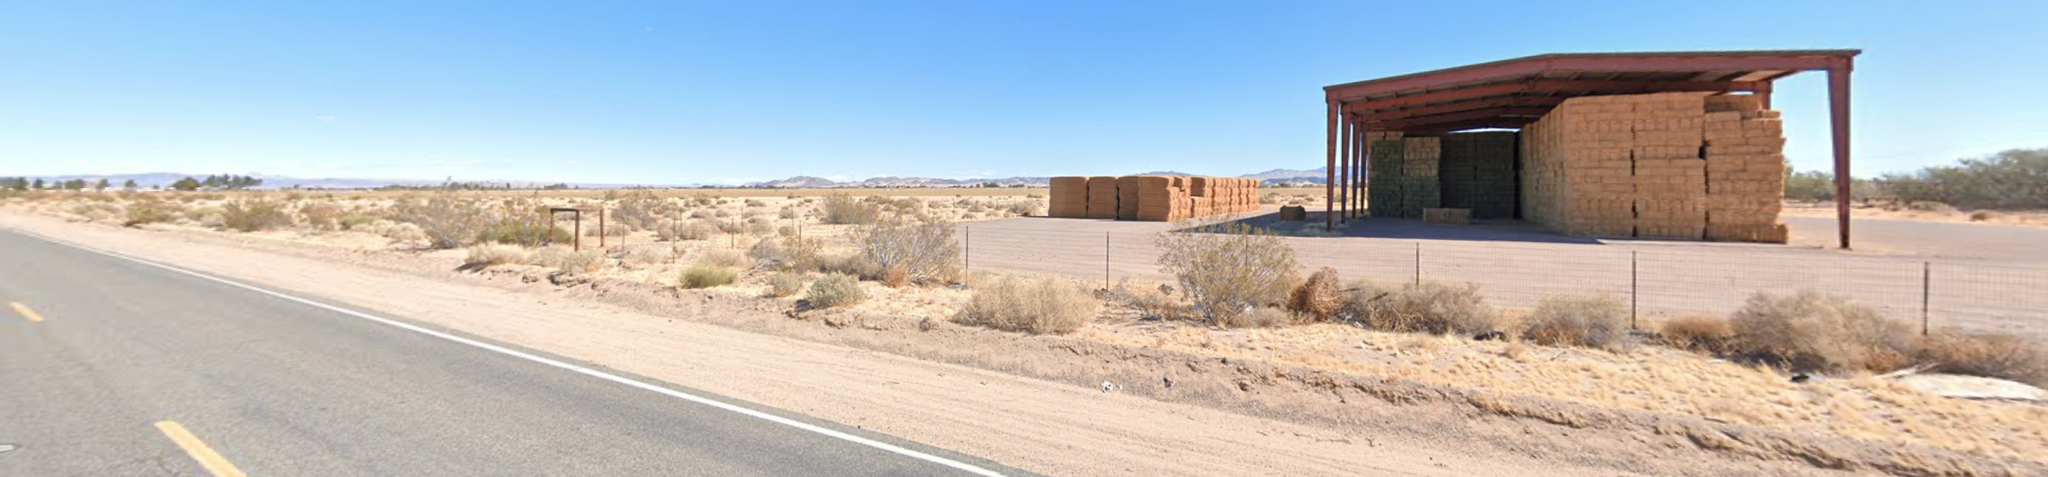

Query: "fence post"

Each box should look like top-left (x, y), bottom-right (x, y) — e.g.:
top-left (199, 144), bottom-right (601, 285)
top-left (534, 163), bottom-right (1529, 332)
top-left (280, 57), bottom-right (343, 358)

top-left (963, 226), bottom-right (971, 274)
top-left (1413, 242), bottom-right (1421, 285)
top-left (1630, 249), bottom-right (1639, 331)
top-left (1921, 261), bottom-right (1931, 336)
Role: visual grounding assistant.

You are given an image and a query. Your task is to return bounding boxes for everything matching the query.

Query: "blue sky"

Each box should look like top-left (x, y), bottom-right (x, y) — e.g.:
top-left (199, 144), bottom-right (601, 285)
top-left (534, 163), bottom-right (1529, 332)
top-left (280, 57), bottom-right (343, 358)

top-left (3, 1), bottom-right (2043, 185)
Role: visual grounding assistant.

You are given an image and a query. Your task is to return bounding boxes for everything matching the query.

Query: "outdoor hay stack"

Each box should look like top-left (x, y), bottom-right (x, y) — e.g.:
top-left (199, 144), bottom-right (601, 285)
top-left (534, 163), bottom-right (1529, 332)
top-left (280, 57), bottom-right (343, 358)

top-left (1115, 176), bottom-right (1142, 220)
top-left (1046, 174), bottom-right (1252, 221)
top-left (1048, 176), bottom-right (1089, 218)
top-left (1365, 131), bottom-right (1406, 218)
top-left (1084, 176), bottom-right (1119, 219)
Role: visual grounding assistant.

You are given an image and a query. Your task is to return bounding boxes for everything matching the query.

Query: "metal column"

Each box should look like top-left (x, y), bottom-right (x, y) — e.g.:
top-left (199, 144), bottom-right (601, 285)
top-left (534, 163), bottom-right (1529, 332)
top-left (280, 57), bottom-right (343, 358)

top-left (1828, 58), bottom-right (1854, 249)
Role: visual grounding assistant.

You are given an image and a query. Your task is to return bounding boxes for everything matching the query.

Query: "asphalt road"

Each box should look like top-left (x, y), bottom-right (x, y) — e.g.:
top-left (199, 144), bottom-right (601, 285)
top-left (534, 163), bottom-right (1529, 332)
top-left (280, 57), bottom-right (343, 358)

top-left (0, 229), bottom-right (1018, 476)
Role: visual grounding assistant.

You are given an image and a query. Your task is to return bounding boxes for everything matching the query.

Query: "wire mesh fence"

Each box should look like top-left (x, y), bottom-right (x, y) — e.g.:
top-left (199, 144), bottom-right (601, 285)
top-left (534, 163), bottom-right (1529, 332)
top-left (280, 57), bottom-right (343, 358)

top-left (958, 223), bottom-right (2048, 338)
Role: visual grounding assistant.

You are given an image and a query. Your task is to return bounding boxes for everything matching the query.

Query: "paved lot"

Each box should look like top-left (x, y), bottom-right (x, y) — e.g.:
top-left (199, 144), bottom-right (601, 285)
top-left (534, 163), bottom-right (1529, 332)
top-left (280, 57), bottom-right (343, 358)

top-left (962, 209), bottom-right (2046, 337)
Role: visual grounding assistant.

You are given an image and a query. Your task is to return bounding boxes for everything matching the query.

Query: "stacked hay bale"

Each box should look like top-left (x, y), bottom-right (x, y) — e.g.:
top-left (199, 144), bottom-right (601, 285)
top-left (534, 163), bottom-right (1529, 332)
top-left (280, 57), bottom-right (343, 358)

top-left (1115, 176), bottom-right (1142, 220)
top-left (1048, 176), bottom-right (1089, 218)
top-left (1438, 131), bottom-right (1517, 219)
top-left (1046, 174), bottom-right (1255, 221)
top-left (1084, 176), bottom-right (1120, 219)
top-left (1520, 95), bottom-right (1638, 237)
top-left (1631, 93), bottom-right (1709, 240)
top-left (1366, 131), bottom-right (1405, 218)
top-left (1517, 92), bottom-right (1786, 242)
top-left (1400, 137), bottom-right (1443, 218)
top-left (1703, 95), bottom-right (1789, 243)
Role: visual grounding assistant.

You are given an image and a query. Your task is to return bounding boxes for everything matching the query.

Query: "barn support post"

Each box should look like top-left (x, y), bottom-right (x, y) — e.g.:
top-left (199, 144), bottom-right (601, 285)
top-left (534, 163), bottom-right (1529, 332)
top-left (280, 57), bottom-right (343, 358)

top-left (1339, 114), bottom-right (1353, 223)
top-left (1828, 58), bottom-right (1854, 249)
top-left (1325, 97), bottom-right (1338, 229)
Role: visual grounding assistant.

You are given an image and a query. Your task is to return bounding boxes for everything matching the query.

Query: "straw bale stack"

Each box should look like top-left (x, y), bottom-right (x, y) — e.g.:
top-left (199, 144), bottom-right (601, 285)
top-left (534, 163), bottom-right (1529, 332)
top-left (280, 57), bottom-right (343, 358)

top-left (1085, 176), bottom-right (1119, 219)
top-left (1048, 176), bottom-right (1088, 218)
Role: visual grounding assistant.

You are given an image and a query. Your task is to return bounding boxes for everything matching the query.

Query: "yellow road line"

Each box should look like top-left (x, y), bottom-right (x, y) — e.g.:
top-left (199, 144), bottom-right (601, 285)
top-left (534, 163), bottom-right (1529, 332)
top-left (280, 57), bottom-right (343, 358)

top-left (154, 421), bottom-right (249, 477)
top-left (8, 302), bottom-right (42, 323)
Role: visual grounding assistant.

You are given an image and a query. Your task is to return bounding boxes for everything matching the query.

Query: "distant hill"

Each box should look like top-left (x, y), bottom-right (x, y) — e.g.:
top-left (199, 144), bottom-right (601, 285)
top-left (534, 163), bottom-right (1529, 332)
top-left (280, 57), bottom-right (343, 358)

top-left (12, 173), bottom-right (640, 190)
top-left (1239, 167), bottom-right (1331, 185)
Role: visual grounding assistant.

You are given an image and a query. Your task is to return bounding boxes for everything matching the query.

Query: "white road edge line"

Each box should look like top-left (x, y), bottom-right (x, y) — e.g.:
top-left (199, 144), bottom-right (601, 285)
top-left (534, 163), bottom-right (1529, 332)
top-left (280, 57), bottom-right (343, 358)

top-left (17, 230), bottom-right (1007, 477)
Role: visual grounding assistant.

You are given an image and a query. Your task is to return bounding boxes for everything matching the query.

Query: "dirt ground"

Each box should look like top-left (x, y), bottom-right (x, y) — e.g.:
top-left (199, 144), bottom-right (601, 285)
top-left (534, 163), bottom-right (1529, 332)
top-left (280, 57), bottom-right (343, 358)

top-left (5, 190), bottom-right (2048, 476)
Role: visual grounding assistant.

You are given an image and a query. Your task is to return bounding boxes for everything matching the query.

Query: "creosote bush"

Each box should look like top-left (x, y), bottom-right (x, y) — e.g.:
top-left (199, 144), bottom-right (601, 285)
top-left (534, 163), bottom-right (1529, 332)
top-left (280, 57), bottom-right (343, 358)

top-left (700, 249), bottom-right (747, 269)
top-left (954, 274), bottom-right (1098, 334)
top-left (806, 273), bottom-right (866, 308)
top-left (1154, 222), bottom-right (1299, 326)
top-left (1731, 290), bottom-right (1913, 373)
top-left (1340, 280), bottom-right (1498, 335)
top-left (820, 194), bottom-right (880, 225)
top-left (221, 200), bottom-right (292, 232)
top-left (396, 196), bottom-right (492, 249)
top-left (681, 265), bottom-right (738, 289)
top-left (529, 247), bottom-right (602, 274)
top-left (477, 219), bottom-right (571, 246)
top-left (851, 216), bottom-right (959, 285)
top-left (1522, 295), bottom-right (1630, 350)
top-left (122, 199), bottom-right (183, 227)
top-left (659, 220), bottom-right (714, 242)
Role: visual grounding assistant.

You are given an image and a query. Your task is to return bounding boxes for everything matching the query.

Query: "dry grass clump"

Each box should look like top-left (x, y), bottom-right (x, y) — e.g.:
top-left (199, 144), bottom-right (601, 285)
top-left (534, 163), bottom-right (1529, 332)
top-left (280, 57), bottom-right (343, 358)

top-left (1918, 332), bottom-right (2048, 386)
top-left (1340, 280), bottom-right (1498, 335)
top-left (1521, 295), bottom-right (1630, 350)
top-left (699, 249), bottom-right (748, 269)
top-left (1154, 222), bottom-right (1299, 326)
top-left (1286, 267), bottom-right (1342, 322)
top-left (955, 274), bottom-right (1098, 334)
top-left (806, 273), bottom-right (866, 308)
top-left (767, 273), bottom-right (805, 298)
top-left (1659, 314), bottom-right (1736, 353)
top-left (659, 220), bottom-right (715, 241)
top-left (221, 200), bottom-right (292, 232)
top-left (122, 199), bottom-right (183, 227)
top-left (463, 245), bottom-right (528, 268)
top-left (1730, 290), bottom-right (1913, 373)
top-left (1108, 281), bottom-right (1184, 320)
top-left (476, 219), bottom-right (570, 246)
top-left (680, 265), bottom-right (737, 288)
top-left (529, 247), bottom-right (603, 274)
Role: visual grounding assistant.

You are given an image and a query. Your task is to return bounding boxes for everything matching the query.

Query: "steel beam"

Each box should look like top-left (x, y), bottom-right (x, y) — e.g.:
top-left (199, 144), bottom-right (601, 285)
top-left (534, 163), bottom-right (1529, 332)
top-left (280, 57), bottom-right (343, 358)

top-left (1828, 59), bottom-right (1853, 249)
top-left (1326, 52), bottom-right (1849, 100)
top-left (1325, 97), bottom-right (1337, 229)
top-left (1339, 115), bottom-right (1352, 223)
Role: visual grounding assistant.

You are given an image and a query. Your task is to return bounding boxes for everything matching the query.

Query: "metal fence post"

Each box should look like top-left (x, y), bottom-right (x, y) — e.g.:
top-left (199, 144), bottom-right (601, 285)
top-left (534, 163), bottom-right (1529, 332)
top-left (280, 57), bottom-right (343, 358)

top-left (1921, 261), bottom-right (1932, 336)
top-left (1413, 242), bottom-right (1421, 285)
top-left (1630, 249), bottom-right (1639, 331)
top-left (963, 226), bottom-right (971, 274)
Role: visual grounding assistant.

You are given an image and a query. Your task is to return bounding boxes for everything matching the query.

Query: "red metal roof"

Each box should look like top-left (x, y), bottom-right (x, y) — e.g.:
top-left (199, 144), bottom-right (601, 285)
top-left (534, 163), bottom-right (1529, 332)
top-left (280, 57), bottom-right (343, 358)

top-left (1325, 50), bottom-right (1860, 133)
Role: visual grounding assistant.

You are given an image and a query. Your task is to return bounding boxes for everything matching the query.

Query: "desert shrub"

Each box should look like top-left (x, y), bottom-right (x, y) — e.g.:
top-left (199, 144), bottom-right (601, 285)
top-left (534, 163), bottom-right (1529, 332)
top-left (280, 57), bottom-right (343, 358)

top-left (1522, 295), bottom-right (1631, 350)
top-left (529, 247), bottom-right (603, 274)
top-left (1730, 290), bottom-right (1914, 373)
top-left (1340, 280), bottom-right (1498, 335)
top-left (807, 273), bottom-right (866, 308)
top-left (1002, 201), bottom-right (1041, 217)
top-left (954, 274), bottom-right (1098, 334)
top-left (1154, 222), bottom-right (1298, 325)
top-left (1917, 333), bottom-right (2048, 386)
top-left (777, 225), bottom-right (797, 237)
top-left (395, 197), bottom-right (492, 249)
top-left (746, 221), bottom-right (776, 236)
top-left (714, 218), bottom-right (745, 234)
top-left (609, 193), bottom-right (670, 230)
top-left (122, 199), bottom-right (183, 227)
top-left (778, 207), bottom-right (799, 220)
top-left (658, 220), bottom-right (714, 241)
top-left (821, 194), bottom-right (881, 225)
top-left (850, 217), bottom-right (959, 284)
top-left (1875, 148), bottom-right (2048, 209)
top-left (1968, 210), bottom-right (1996, 222)
top-left (1659, 314), bottom-right (1736, 353)
top-left (767, 273), bottom-right (805, 297)
top-left (221, 200), bottom-right (293, 232)
top-left (816, 252), bottom-right (869, 277)
top-left (70, 202), bottom-right (121, 223)
top-left (297, 202), bottom-right (343, 230)
top-left (689, 209), bottom-right (715, 220)
top-left (1286, 267), bottom-right (1342, 322)
top-left (476, 219), bottom-right (571, 246)
top-left (337, 213), bottom-right (377, 231)
top-left (744, 199), bottom-right (765, 207)
top-left (700, 249), bottom-right (747, 268)
top-left (680, 265), bottom-right (737, 288)
top-left (747, 238), bottom-right (785, 266)
top-left (463, 245), bottom-right (527, 268)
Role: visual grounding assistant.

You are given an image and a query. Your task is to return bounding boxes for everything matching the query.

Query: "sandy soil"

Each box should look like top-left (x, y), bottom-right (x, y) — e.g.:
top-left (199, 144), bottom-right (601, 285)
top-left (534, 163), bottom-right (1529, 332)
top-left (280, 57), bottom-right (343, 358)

top-left (1783, 202), bottom-right (2048, 229)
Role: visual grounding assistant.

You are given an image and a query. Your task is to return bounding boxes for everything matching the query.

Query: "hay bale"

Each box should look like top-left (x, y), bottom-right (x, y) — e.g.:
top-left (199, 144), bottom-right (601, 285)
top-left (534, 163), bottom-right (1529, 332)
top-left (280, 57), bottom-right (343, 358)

top-left (1085, 176), bottom-right (1119, 219)
top-left (1049, 176), bottom-right (1088, 218)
